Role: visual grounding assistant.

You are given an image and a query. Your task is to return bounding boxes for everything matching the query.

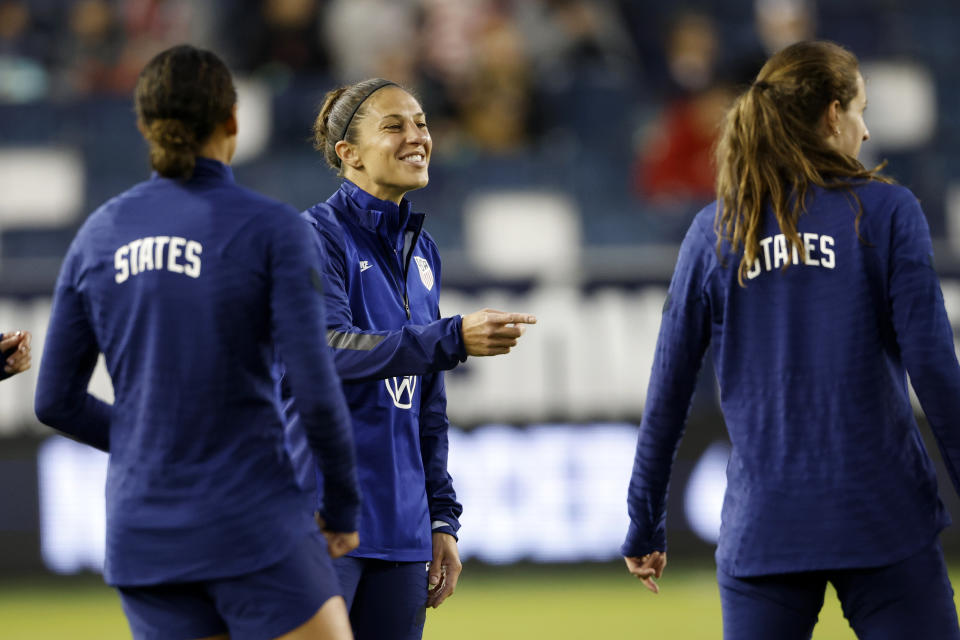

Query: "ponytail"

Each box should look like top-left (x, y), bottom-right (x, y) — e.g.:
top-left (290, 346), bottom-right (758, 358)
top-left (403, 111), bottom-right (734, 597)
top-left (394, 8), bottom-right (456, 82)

top-left (713, 41), bottom-right (889, 285)
top-left (146, 118), bottom-right (199, 179)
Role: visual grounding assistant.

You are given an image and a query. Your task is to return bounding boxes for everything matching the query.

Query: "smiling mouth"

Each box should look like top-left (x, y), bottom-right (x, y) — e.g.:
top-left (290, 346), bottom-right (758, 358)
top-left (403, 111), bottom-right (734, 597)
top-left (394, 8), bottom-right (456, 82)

top-left (400, 153), bottom-right (426, 165)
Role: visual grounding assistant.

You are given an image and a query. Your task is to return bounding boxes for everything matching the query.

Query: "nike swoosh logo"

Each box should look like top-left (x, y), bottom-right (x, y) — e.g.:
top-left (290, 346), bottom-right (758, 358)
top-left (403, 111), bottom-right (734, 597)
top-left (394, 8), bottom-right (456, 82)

top-left (359, 261), bottom-right (372, 273)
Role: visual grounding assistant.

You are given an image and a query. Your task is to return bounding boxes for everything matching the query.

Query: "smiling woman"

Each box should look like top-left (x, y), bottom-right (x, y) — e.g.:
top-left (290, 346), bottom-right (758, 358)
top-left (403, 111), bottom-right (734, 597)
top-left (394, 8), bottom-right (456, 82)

top-left (315, 79), bottom-right (431, 203)
top-left (282, 78), bottom-right (537, 640)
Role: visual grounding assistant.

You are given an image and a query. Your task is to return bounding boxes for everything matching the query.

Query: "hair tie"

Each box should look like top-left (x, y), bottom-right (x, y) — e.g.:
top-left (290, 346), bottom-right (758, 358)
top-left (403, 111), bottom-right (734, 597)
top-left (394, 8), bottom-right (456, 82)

top-left (337, 80), bottom-right (399, 141)
top-left (753, 80), bottom-right (772, 92)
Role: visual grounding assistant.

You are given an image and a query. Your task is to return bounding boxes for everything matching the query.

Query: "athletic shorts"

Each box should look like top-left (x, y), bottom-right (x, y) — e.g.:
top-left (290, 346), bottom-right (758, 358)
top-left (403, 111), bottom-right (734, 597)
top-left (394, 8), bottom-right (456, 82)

top-left (118, 531), bottom-right (340, 640)
top-left (334, 556), bottom-right (429, 640)
top-left (718, 537), bottom-right (960, 640)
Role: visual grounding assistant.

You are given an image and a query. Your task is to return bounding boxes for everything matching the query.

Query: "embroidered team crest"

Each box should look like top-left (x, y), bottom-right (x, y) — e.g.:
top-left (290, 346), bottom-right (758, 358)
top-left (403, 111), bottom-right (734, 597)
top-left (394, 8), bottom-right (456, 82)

top-left (413, 256), bottom-right (434, 291)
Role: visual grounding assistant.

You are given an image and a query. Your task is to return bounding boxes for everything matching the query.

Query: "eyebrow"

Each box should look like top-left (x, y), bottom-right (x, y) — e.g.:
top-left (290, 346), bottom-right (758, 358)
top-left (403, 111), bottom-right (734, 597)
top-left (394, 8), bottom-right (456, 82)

top-left (380, 112), bottom-right (426, 121)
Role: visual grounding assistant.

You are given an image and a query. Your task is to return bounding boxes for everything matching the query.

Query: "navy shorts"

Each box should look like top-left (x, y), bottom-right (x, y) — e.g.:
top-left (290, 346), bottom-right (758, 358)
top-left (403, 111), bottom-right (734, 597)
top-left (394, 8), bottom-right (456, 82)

top-left (118, 531), bottom-right (341, 640)
top-left (334, 556), bottom-right (428, 640)
top-left (718, 538), bottom-right (960, 640)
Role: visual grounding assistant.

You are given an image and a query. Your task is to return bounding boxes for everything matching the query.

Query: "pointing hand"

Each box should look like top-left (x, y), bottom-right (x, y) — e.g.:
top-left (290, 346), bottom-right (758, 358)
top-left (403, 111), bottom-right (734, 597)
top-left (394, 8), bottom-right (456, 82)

top-left (461, 308), bottom-right (537, 356)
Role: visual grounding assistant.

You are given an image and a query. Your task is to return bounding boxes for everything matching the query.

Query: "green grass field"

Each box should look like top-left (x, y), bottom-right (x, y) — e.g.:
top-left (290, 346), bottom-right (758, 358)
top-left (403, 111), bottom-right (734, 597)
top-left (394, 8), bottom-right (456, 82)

top-left (0, 563), bottom-right (948, 639)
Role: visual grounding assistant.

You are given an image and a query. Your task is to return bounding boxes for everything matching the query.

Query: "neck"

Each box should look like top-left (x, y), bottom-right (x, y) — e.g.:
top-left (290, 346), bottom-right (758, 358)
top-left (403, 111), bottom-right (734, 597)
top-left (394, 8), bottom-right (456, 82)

top-left (344, 171), bottom-right (405, 205)
top-left (198, 134), bottom-right (233, 166)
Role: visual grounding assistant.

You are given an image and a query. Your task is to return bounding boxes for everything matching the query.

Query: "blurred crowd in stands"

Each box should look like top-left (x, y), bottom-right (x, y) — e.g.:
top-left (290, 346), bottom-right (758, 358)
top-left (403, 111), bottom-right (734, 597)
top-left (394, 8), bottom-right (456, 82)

top-left (1, 0), bottom-right (958, 259)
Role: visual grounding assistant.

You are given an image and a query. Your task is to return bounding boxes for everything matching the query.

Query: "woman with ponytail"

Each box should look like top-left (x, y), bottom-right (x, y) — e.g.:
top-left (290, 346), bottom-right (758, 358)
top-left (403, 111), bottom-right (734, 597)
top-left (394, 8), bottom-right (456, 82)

top-left (622, 40), bottom-right (960, 638)
top-left (287, 78), bottom-right (535, 639)
top-left (35, 45), bottom-right (359, 640)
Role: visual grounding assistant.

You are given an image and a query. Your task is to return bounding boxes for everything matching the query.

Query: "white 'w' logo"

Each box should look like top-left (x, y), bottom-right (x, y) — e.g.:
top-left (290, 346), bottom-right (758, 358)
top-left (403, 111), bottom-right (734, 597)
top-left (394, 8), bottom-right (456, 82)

top-left (385, 376), bottom-right (418, 409)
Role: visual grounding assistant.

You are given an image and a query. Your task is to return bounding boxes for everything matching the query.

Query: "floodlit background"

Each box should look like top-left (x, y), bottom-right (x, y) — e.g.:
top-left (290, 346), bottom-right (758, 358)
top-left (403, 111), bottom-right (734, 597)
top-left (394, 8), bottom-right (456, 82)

top-left (2, 0), bottom-right (960, 637)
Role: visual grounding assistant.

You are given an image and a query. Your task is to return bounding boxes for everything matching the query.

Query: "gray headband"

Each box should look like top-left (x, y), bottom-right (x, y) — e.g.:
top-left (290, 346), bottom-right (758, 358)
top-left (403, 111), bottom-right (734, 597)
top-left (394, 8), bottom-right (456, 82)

top-left (337, 80), bottom-right (399, 141)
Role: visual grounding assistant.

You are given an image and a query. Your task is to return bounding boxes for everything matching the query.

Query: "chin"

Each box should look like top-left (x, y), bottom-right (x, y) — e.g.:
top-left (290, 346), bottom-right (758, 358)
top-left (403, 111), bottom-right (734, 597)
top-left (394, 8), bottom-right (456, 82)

top-left (406, 174), bottom-right (429, 192)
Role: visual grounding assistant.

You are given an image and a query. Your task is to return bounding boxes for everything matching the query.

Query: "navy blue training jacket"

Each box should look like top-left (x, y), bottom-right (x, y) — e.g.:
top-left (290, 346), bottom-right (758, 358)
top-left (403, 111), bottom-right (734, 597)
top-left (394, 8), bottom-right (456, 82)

top-left (623, 181), bottom-right (960, 576)
top-left (35, 158), bottom-right (359, 586)
top-left (287, 180), bottom-right (465, 562)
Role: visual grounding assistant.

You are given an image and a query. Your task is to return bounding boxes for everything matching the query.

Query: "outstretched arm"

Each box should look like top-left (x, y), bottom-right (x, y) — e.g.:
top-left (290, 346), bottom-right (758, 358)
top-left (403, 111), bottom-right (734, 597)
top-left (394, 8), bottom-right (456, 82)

top-left (314, 221), bottom-right (466, 381)
top-left (314, 221), bottom-right (536, 381)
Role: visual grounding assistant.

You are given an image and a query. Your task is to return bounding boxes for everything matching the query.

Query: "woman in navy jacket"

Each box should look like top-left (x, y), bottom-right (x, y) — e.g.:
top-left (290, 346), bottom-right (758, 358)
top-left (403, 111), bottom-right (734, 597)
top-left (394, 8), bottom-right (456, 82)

top-left (35, 45), bottom-right (359, 640)
top-left (298, 78), bottom-right (536, 639)
top-left (623, 41), bottom-right (960, 639)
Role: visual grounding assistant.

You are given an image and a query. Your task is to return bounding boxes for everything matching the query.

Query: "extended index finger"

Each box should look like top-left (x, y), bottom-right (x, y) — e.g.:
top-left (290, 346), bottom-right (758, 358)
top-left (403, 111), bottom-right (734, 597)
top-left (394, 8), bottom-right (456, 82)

top-left (488, 312), bottom-right (537, 326)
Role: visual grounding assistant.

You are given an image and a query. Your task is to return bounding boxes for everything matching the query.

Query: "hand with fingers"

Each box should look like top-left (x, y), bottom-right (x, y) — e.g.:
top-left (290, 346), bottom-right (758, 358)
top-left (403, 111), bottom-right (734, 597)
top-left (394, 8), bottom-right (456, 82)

top-left (1, 330), bottom-right (32, 380)
top-left (460, 308), bottom-right (537, 356)
top-left (315, 514), bottom-right (359, 559)
top-left (426, 532), bottom-right (462, 608)
top-left (624, 551), bottom-right (667, 594)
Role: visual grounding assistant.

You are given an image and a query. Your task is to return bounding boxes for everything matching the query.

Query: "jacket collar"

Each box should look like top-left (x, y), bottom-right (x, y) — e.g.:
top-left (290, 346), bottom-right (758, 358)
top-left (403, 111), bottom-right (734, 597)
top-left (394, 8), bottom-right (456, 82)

top-left (150, 156), bottom-right (235, 183)
top-left (336, 180), bottom-right (419, 237)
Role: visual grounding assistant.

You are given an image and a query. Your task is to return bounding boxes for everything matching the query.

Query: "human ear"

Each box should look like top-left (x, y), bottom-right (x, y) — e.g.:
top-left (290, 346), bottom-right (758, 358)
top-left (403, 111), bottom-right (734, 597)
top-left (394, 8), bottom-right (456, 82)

top-left (335, 140), bottom-right (363, 169)
top-left (824, 99), bottom-right (841, 136)
top-left (223, 104), bottom-right (238, 137)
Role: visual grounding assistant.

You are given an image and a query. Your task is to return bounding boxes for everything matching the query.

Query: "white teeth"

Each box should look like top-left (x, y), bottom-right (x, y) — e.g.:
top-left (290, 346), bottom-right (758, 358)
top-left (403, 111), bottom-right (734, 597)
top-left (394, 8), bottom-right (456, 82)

top-left (404, 154), bottom-right (424, 162)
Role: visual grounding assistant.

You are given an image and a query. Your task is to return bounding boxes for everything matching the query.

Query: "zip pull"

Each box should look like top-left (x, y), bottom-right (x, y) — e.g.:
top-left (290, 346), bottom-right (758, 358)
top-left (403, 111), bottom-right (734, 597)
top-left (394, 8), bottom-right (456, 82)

top-left (404, 294), bottom-right (411, 319)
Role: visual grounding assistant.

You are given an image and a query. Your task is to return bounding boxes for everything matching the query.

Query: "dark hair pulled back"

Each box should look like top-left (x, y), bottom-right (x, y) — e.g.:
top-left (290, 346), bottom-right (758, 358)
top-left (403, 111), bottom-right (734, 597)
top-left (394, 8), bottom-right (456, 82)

top-left (714, 40), bottom-right (890, 286)
top-left (135, 45), bottom-right (237, 179)
top-left (313, 78), bottom-right (407, 172)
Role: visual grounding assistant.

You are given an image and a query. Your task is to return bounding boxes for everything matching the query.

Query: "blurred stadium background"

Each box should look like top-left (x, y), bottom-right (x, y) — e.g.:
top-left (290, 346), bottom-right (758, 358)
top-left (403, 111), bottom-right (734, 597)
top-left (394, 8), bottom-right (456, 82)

top-left (2, 0), bottom-right (960, 637)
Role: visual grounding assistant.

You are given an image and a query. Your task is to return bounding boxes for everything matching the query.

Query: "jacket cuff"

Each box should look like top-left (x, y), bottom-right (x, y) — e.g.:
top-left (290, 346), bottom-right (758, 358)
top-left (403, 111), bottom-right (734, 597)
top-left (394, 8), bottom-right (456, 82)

top-left (620, 521), bottom-right (666, 558)
top-left (449, 315), bottom-right (467, 362)
top-left (432, 520), bottom-right (459, 540)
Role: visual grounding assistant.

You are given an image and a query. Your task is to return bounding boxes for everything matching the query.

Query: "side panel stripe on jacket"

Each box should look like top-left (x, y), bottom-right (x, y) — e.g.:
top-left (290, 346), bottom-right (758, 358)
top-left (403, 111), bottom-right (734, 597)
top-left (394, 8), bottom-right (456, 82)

top-left (327, 329), bottom-right (386, 351)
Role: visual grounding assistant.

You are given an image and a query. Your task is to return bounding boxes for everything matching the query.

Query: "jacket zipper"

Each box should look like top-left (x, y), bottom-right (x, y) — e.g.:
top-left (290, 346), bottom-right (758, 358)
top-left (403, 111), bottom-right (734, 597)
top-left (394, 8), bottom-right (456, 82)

top-left (379, 219), bottom-right (423, 321)
top-left (400, 225), bottom-right (422, 320)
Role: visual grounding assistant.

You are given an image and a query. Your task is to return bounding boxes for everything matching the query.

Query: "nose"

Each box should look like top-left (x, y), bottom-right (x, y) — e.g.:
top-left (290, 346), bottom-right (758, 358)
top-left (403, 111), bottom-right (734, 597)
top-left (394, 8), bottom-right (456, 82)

top-left (407, 122), bottom-right (428, 143)
top-left (862, 127), bottom-right (870, 141)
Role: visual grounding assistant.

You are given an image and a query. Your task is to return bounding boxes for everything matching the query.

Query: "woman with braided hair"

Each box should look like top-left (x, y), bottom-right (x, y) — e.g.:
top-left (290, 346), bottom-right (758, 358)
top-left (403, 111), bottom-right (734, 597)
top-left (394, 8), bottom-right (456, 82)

top-left (35, 45), bottom-right (359, 639)
top-left (622, 40), bottom-right (960, 638)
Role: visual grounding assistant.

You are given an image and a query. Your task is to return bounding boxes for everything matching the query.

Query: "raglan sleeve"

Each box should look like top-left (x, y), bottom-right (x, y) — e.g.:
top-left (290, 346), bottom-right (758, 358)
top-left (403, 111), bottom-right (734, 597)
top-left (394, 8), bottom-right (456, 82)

top-left (621, 218), bottom-right (715, 558)
top-left (886, 191), bottom-right (960, 499)
top-left (307, 210), bottom-right (467, 383)
top-left (34, 240), bottom-right (112, 452)
top-left (269, 206), bottom-right (360, 532)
